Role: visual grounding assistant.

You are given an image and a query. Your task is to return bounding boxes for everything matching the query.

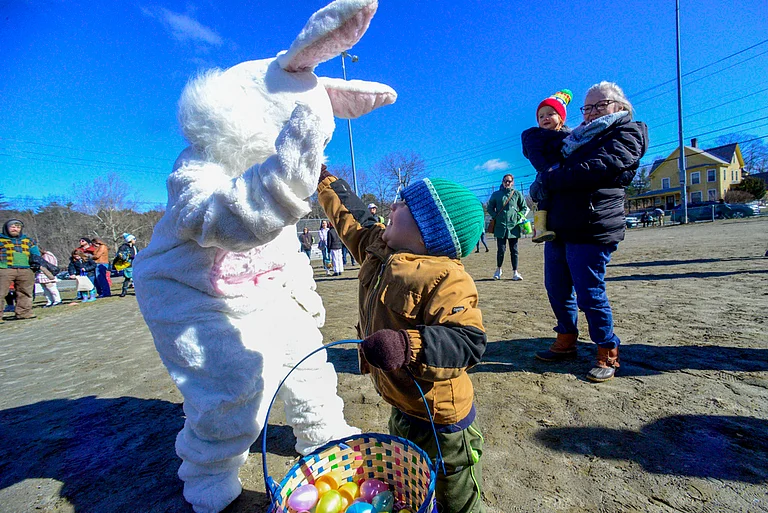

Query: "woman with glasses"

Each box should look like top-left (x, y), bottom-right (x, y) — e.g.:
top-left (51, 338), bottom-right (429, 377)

top-left (533, 81), bottom-right (648, 382)
top-left (486, 174), bottom-right (528, 281)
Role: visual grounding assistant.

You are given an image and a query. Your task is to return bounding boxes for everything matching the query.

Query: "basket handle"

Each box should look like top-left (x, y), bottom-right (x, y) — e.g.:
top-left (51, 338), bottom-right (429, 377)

top-left (261, 338), bottom-right (446, 502)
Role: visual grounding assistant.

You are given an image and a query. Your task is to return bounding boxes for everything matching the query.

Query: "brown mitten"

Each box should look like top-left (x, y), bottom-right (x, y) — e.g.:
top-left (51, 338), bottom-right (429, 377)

top-left (361, 329), bottom-right (411, 371)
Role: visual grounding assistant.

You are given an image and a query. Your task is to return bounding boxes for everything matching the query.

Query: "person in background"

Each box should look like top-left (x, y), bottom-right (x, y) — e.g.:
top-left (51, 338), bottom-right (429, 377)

top-left (326, 223), bottom-right (344, 276)
top-left (534, 81), bottom-right (648, 383)
top-left (68, 249), bottom-right (97, 303)
top-left (475, 231), bottom-right (489, 253)
top-left (91, 237), bottom-right (111, 297)
top-left (317, 219), bottom-right (332, 275)
top-left (114, 233), bottom-right (138, 297)
top-left (486, 174), bottom-right (528, 281)
top-left (654, 207), bottom-right (665, 226)
top-left (368, 202), bottom-right (386, 224)
top-left (35, 247), bottom-right (62, 307)
top-left (75, 237), bottom-right (95, 256)
top-left (0, 219), bottom-right (40, 321)
top-left (298, 227), bottom-right (314, 262)
top-left (341, 243), bottom-right (356, 267)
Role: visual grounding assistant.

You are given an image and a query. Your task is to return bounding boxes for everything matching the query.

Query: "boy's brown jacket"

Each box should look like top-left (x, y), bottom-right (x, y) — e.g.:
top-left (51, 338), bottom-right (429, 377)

top-left (319, 175), bottom-right (486, 425)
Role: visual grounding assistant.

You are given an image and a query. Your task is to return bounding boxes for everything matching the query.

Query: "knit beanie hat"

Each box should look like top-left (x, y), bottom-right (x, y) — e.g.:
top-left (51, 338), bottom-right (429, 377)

top-left (123, 233), bottom-right (136, 243)
top-left (537, 89), bottom-right (573, 123)
top-left (400, 178), bottom-right (485, 259)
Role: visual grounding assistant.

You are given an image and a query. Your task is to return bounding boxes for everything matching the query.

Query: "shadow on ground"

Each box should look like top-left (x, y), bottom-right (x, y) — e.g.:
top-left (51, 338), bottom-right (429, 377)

top-left (0, 396), bottom-right (278, 512)
top-left (608, 256), bottom-right (765, 268)
top-left (472, 339), bottom-right (768, 376)
top-left (535, 414), bottom-right (768, 483)
top-left (606, 269), bottom-right (768, 281)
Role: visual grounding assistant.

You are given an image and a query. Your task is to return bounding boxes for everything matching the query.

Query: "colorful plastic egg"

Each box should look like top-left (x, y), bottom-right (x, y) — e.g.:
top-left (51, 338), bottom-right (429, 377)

top-left (359, 478), bottom-right (388, 501)
top-left (371, 490), bottom-right (394, 512)
top-left (287, 484), bottom-right (319, 512)
top-left (345, 502), bottom-right (374, 513)
top-left (316, 480), bottom-right (332, 496)
top-left (315, 489), bottom-right (343, 513)
top-left (338, 481), bottom-right (359, 504)
top-left (315, 470), bottom-right (342, 491)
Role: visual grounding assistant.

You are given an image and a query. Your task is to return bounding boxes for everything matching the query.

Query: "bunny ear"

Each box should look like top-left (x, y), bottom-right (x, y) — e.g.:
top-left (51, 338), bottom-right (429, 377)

top-left (321, 77), bottom-right (396, 119)
top-left (276, 0), bottom-right (378, 73)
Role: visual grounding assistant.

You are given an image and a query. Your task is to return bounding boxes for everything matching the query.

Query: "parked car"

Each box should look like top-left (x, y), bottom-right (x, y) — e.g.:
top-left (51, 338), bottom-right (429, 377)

top-left (626, 209), bottom-right (658, 227)
top-left (671, 202), bottom-right (755, 222)
top-left (746, 201), bottom-right (761, 215)
top-left (625, 214), bottom-right (640, 228)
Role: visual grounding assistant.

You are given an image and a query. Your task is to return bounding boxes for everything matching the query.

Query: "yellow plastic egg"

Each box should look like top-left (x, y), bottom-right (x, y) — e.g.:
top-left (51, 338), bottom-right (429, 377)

top-left (315, 490), bottom-right (343, 513)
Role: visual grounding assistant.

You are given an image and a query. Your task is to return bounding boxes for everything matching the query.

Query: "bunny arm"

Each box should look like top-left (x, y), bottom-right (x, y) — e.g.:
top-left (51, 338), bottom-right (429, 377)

top-left (168, 104), bottom-right (325, 253)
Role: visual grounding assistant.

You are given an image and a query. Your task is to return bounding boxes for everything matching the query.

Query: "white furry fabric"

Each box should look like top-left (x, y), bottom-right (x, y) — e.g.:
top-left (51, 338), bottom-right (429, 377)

top-left (133, 0), bottom-right (396, 511)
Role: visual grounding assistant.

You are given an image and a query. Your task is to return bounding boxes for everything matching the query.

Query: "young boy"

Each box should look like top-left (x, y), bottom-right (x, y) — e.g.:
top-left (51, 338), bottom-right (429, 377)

top-left (522, 88), bottom-right (572, 243)
top-left (318, 167), bottom-right (487, 513)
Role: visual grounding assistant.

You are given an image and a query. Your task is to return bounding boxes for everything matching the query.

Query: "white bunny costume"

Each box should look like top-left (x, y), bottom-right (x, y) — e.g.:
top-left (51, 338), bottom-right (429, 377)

top-left (133, 1), bottom-right (396, 512)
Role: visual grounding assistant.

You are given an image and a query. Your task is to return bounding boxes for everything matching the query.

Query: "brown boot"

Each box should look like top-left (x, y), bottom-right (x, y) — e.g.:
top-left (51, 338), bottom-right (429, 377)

top-left (587, 347), bottom-right (620, 382)
top-left (535, 333), bottom-right (578, 361)
top-left (532, 210), bottom-right (556, 243)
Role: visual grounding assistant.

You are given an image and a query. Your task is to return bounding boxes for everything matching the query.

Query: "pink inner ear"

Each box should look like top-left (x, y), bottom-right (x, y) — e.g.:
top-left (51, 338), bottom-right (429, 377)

top-left (326, 87), bottom-right (396, 119)
top-left (281, 4), bottom-right (376, 72)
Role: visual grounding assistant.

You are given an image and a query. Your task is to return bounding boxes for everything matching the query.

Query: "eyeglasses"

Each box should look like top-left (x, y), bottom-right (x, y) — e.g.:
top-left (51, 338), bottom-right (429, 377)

top-left (580, 99), bottom-right (617, 114)
top-left (503, 180), bottom-right (513, 184)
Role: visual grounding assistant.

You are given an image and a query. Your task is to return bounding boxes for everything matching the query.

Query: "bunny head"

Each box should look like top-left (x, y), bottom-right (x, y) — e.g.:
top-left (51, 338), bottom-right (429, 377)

top-left (177, 0), bottom-right (396, 175)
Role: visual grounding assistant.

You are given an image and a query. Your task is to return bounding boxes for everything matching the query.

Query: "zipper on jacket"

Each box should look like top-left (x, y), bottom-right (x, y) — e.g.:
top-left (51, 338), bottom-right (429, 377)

top-left (364, 254), bottom-right (393, 337)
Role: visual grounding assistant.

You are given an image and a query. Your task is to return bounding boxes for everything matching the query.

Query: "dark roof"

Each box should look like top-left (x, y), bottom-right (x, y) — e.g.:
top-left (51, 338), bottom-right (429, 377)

top-left (701, 143), bottom-right (737, 163)
top-left (650, 158), bottom-right (666, 174)
top-left (747, 171), bottom-right (768, 182)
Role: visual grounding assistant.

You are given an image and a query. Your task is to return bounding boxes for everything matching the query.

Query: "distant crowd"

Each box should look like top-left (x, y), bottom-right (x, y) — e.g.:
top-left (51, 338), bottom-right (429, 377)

top-left (0, 219), bottom-right (138, 323)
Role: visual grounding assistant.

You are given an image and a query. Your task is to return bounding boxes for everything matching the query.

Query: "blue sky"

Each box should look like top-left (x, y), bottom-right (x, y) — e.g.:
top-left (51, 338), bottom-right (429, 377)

top-left (2, 0), bottom-right (767, 210)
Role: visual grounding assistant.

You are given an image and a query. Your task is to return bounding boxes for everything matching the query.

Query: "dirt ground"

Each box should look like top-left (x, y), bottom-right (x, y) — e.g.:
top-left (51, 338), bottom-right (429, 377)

top-left (1, 217), bottom-right (766, 513)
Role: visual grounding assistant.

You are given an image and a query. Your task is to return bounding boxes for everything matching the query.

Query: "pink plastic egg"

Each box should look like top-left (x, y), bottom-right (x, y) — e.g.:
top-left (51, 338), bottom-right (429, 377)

top-left (359, 478), bottom-right (389, 501)
top-left (287, 484), bottom-right (319, 512)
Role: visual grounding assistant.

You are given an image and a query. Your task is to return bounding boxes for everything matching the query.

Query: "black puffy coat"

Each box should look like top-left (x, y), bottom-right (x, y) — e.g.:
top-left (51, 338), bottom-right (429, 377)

top-left (541, 116), bottom-right (648, 244)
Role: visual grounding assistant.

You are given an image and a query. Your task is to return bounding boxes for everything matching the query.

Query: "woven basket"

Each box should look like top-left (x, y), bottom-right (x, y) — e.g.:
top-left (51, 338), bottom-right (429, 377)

top-left (263, 340), bottom-right (440, 513)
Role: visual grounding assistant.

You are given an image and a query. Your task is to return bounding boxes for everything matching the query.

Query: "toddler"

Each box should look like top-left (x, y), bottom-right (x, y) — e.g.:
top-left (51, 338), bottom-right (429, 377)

top-left (319, 168), bottom-right (488, 513)
top-left (522, 89), bottom-right (572, 243)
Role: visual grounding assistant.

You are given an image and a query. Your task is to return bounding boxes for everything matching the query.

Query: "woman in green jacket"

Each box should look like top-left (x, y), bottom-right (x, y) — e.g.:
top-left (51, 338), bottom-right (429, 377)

top-left (486, 174), bottom-right (528, 280)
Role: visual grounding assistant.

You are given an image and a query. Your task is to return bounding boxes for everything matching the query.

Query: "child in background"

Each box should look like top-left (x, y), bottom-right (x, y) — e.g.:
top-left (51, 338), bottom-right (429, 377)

top-left (68, 249), bottom-right (97, 302)
top-left (522, 89), bottom-right (572, 243)
top-left (318, 166), bottom-right (488, 513)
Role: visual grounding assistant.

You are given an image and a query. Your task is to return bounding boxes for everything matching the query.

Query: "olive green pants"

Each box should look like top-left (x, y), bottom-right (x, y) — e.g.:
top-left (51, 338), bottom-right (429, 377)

top-left (389, 408), bottom-right (486, 513)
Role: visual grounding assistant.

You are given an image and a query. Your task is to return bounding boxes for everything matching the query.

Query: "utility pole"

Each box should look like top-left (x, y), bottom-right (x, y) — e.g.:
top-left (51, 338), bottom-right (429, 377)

top-left (340, 51), bottom-right (359, 196)
top-left (675, 0), bottom-right (688, 223)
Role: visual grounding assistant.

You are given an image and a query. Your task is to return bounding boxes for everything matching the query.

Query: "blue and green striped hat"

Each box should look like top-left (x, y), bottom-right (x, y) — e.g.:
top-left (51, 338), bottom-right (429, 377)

top-left (400, 178), bottom-right (485, 259)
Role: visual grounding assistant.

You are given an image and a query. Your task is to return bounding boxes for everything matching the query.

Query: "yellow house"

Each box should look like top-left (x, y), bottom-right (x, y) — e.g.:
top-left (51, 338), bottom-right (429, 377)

top-left (627, 139), bottom-right (745, 211)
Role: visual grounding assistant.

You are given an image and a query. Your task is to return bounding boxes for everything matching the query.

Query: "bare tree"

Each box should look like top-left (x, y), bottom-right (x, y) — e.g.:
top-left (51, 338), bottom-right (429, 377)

top-left (74, 173), bottom-right (142, 251)
top-left (377, 151), bottom-right (426, 198)
top-left (359, 164), bottom-right (396, 210)
top-left (714, 133), bottom-right (768, 174)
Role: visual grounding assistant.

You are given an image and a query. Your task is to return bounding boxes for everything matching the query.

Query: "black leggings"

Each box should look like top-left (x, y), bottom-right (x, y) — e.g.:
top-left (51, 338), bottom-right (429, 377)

top-left (496, 237), bottom-right (519, 270)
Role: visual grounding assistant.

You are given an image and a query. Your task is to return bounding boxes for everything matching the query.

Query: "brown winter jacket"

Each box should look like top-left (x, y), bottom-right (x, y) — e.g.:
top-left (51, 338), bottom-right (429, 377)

top-left (319, 175), bottom-right (486, 425)
top-left (91, 243), bottom-right (109, 264)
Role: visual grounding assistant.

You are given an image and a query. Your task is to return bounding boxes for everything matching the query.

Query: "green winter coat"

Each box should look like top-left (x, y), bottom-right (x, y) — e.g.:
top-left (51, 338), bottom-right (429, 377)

top-left (487, 186), bottom-right (527, 239)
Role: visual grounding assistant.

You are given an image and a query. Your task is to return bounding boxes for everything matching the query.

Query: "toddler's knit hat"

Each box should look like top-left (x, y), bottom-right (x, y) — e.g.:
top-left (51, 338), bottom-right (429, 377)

top-left (400, 178), bottom-right (484, 259)
top-left (123, 233), bottom-right (136, 243)
top-left (537, 88), bottom-right (573, 123)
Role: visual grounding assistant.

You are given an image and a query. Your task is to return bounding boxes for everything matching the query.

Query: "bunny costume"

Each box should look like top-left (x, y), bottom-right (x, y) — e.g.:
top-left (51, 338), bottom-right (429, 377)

top-left (133, 1), bottom-right (396, 512)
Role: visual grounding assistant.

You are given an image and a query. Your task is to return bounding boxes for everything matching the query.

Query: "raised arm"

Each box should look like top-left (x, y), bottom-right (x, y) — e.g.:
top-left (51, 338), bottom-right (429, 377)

top-left (317, 172), bottom-right (381, 265)
top-left (166, 103), bottom-right (325, 252)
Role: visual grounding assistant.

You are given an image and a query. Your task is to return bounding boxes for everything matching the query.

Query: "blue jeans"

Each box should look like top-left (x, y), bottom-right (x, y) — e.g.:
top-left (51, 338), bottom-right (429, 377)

top-left (95, 263), bottom-right (111, 297)
top-left (544, 241), bottom-right (620, 348)
top-left (320, 246), bottom-right (331, 268)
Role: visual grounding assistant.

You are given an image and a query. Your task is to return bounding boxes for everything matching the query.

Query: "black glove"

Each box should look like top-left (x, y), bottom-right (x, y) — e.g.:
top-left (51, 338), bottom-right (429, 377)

top-left (361, 329), bottom-right (411, 372)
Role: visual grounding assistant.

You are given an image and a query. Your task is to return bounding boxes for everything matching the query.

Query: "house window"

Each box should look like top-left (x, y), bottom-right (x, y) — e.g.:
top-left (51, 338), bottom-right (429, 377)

top-left (662, 178), bottom-right (671, 189)
top-left (691, 172), bottom-right (701, 185)
top-left (723, 170), bottom-right (726, 181)
top-left (655, 197), bottom-right (662, 205)
top-left (691, 191), bottom-right (703, 203)
top-left (707, 169), bottom-right (716, 182)
top-left (732, 170), bottom-right (736, 182)
top-left (708, 189), bottom-right (717, 202)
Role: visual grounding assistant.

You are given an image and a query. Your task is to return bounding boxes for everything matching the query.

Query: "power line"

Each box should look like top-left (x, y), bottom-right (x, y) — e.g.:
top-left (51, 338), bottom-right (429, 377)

top-left (0, 136), bottom-right (173, 163)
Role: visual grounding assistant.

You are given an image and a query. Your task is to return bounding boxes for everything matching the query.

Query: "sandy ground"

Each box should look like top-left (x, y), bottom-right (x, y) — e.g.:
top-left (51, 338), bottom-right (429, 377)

top-left (0, 217), bottom-right (766, 513)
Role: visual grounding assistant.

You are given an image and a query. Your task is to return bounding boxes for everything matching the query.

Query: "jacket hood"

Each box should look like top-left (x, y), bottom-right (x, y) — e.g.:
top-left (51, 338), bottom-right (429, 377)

top-left (2, 219), bottom-right (24, 237)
